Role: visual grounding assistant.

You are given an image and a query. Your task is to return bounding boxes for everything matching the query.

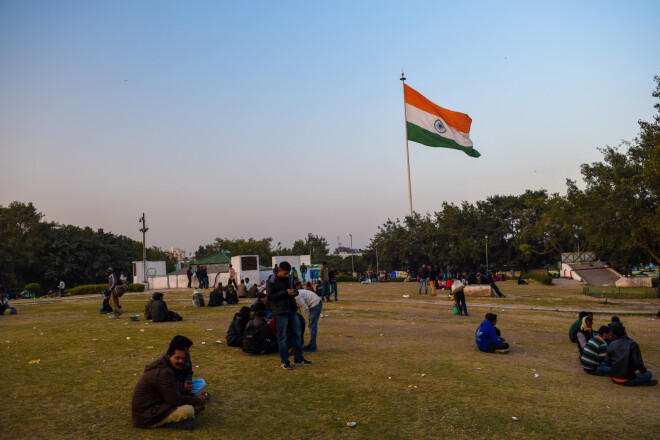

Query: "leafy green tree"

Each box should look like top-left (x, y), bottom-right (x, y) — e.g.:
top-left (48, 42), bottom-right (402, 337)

top-left (568, 75), bottom-right (660, 267)
top-left (0, 202), bottom-right (51, 287)
top-left (210, 237), bottom-right (274, 265)
top-left (291, 233), bottom-right (329, 262)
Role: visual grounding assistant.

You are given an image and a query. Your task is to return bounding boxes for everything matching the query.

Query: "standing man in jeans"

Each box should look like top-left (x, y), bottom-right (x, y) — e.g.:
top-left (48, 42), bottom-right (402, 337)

top-left (266, 261), bottom-right (312, 370)
top-left (228, 264), bottom-right (237, 289)
top-left (329, 265), bottom-right (338, 301)
top-left (418, 264), bottom-right (429, 295)
top-left (320, 262), bottom-right (330, 302)
top-left (296, 288), bottom-right (322, 352)
top-left (300, 262), bottom-right (308, 283)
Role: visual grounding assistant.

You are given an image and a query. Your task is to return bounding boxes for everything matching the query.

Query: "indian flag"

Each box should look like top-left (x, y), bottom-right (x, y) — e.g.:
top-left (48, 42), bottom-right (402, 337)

top-left (404, 84), bottom-right (480, 158)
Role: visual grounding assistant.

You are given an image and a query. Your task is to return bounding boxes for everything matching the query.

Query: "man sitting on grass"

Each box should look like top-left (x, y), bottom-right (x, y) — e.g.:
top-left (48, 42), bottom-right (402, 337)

top-left (580, 325), bottom-right (612, 376)
top-left (476, 313), bottom-right (509, 353)
top-left (131, 338), bottom-right (209, 430)
top-left (607, 324), bottom-right (657, 386)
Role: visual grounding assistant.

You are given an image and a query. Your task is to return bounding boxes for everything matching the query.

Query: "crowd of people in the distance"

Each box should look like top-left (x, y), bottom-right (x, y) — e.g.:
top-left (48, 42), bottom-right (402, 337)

top-left (570, 311), bottom-right (656, 386)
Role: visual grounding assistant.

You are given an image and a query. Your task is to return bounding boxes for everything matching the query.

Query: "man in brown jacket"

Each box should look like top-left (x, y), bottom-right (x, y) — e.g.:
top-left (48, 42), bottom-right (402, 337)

top-left (131, 339), bottom-right (209, 430)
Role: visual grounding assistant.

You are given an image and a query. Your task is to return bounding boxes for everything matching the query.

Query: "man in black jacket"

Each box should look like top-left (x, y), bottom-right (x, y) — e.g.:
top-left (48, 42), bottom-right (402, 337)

top-left (607, 324), bottom-right (656, 386)
top-left (267, 261), bottom-right (311, 370)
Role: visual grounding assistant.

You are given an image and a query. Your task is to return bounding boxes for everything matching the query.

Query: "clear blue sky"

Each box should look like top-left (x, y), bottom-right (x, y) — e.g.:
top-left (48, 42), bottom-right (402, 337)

top-left (1, 0), bottom-right (659, 254)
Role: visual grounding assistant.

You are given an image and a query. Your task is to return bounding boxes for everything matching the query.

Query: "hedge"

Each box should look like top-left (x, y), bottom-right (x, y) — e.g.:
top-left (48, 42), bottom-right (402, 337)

top-left (335, 274), bottom-right (359, 282)
top-left (522, 273), bottom-right (553, 285)
top-left (68, 283), bottom-right (145, 295)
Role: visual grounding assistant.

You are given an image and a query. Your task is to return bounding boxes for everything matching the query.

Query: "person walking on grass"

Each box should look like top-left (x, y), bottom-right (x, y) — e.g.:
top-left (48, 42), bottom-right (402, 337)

top-left (266, 261), bottom-right (312, 370)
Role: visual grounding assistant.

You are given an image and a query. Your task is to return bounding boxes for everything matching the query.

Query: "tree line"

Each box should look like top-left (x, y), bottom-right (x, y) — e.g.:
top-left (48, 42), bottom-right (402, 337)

top-left (2, 77), bottom-right (658, 288)
top-left (0, 202), bottom-right (176, 290)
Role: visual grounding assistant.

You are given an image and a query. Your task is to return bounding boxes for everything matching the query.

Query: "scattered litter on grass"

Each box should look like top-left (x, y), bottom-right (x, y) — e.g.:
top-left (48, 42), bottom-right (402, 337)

top-left (207, 329), bottom-right (214, 331)
top-left (476, 368), bottom-right (481, 370)
top-left (140, 329), bottom-right (145, 332)
top-left (388, 377), bottom-right (392, 380)
top-left (421, 374), bottom-right (427, 377)
top-left (195, 365), bottom-right (199, 368)
top-left (511, 417), bottom-right (519, 421)
top-left (126, 337), bottom-right (131, 340)
top-left (648, 318), bottom-right (656, 321)
top-left (531, 369), bottom-right (536, 372)
top-left (347, 422), bottom-right (357, 428)
top-left (534, 374), bottom-right (540, 378)
top-left (201, 342), bottom-right (206, 345)
top-left (129, 317), bottom-right (139, 322)
top-left (29, 359), bottom-right (40, 364)
top-left (379, 334), bottom-right (383, 336)
top-left (40, 333), bottom-right (44, 336)
top-left (402, 295), bottom-right (409, 298)
top-left (91, 338), bottom-right (97, 341)
top-left (215, 340), bottom-right (222, 344)
top-left (129, 354), bottom-right (136, 358)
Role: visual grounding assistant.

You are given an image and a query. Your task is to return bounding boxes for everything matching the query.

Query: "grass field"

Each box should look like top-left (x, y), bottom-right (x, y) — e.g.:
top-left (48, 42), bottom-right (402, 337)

top-left (2, 280), bottom-right (659, 439)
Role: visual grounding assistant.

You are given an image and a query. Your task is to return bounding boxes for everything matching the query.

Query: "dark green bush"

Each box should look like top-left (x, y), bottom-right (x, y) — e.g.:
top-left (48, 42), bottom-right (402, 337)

top-left (24, 283), bottom-right (41, 296)
top-left (522, 273), bottom-right (553, 285)
top-left (69, 283), bottom-right (145, 295)
top-left (129, 283), bottom-right (145, 292)
top-left (336, 274), bottom-right (359, 282)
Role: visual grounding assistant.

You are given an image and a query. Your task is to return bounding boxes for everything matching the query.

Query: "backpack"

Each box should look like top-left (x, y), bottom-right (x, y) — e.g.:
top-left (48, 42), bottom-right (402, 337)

top-left (192, 291), bottom-right (205, 307)
top-left (242, 320), bottom-right (264, 354)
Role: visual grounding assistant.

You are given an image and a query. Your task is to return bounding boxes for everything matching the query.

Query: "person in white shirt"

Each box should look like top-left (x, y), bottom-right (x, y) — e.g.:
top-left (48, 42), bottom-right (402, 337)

top-left (58, 280), bottom-right (65, 297)
top-left (295, 289), bottom-right (322, 352)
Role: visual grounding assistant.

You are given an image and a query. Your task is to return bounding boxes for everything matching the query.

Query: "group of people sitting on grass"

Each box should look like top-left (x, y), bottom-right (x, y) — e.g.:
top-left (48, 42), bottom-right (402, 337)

top-left (569, 311), bottom-right (656, 386)
top-left (207, 279), bottom-right (264, 307)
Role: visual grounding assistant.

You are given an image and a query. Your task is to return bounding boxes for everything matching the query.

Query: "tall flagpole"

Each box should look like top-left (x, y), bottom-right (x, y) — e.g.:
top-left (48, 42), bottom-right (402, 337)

top-left (401, 72), bottom-right (413, 216)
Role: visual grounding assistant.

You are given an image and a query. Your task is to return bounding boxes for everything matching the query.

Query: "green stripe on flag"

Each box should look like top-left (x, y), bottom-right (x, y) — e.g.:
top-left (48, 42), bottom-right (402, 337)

top-left (407, 122), bottom-right (481, 158)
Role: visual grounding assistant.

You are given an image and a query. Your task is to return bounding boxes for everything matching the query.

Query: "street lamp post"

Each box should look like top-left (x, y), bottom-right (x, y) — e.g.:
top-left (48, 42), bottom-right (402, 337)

top-left (346, 232), bottom-right (354, 276)
top-left (485, 234), bottom-right (489, 273)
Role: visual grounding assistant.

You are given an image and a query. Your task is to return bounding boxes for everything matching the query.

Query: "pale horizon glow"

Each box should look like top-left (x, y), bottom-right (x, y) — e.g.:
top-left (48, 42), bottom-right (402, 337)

top-left (1, 1), bottom-right (659, 255)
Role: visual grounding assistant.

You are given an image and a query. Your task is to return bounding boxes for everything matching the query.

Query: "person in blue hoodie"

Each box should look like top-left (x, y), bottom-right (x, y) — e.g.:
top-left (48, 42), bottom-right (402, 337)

top-left (476, 313), bottom-right (509, 353)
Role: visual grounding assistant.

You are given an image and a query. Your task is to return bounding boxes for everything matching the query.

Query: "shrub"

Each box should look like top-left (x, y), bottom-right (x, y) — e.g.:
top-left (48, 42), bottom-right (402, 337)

top-left (129, 283), bottom-right (145, 292)
top-left (68, 283), bottom-right (145, 295)
top-left (522, 273), bottom-right (553, 285)
top-left (336, 274), bottom-right (359, 282)
top-left (69, 284), bottom-right (107, 295)
top-left (24, 283), bottom-right (41, 296)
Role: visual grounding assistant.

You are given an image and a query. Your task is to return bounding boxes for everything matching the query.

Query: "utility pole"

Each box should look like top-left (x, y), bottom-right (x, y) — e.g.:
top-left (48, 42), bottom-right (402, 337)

top-left (375, 244), bottom-right (379, 274)
top-left (139, 213), bottom-right (148, 284)
top-left (347, 232), bottom-right (354, 276)
top-left (485, 234), bottom-right (489, 273)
